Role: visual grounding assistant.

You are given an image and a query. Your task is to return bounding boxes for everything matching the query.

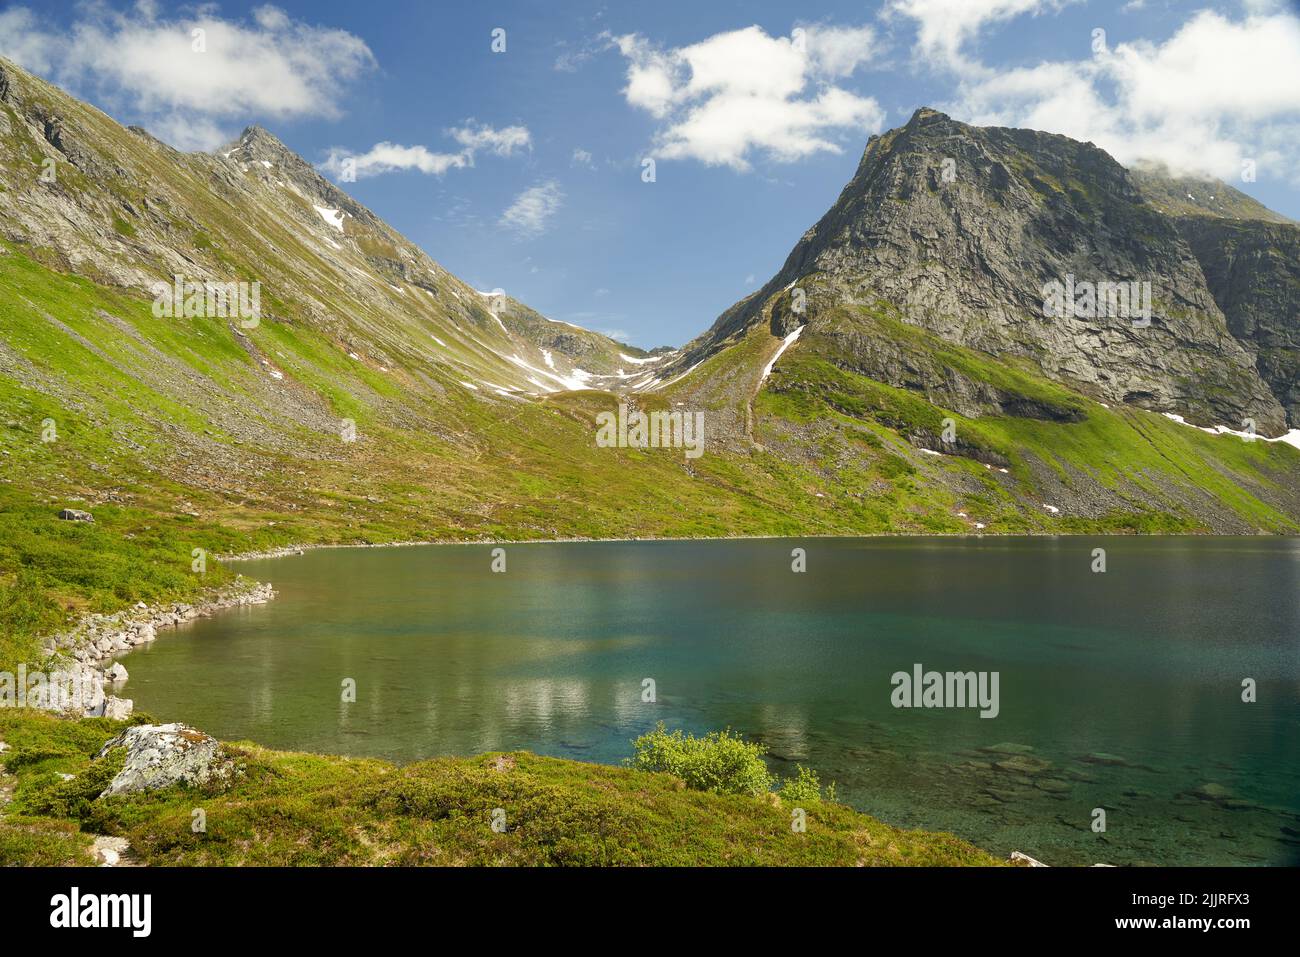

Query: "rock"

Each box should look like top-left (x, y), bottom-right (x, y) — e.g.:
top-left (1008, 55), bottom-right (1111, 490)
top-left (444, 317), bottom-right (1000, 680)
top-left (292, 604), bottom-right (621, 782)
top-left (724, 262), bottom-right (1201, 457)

top-left (1174, 214), bottom-right (1300, 426)
top-left (995, 755), bottom-right (1052, 775)
top-left (104, 662), bottom-right (128, 683)
top-left (57, 508), bottom-right (94, 523)
top-left (103, 696), bottom-right (133, 720)
top-left (1189, 782), bottom-right (1233, 802)
top-left (1079, 752), bottom-right (1131, 767)
top-left (91, 835), bottom-right (131, 867)
top-left (0, 741), bottom-right (9, 753)
top-left (979, 742), bottom-right (1036, 756)
top-left (26, 661), bottom-right (105, 717)
top-left (132, 622), bottom-right (156, 642)
top-left (1010, 851), bottom-right (1048, 867)
top-left (95, 723), bottom-right (228, 797)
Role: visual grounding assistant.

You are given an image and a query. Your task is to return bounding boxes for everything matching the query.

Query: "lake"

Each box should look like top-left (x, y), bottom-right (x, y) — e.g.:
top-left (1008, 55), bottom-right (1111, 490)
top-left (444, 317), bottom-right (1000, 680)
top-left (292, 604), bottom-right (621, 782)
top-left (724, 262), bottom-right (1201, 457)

top-left (121, 537), bottom-right (1300, 866)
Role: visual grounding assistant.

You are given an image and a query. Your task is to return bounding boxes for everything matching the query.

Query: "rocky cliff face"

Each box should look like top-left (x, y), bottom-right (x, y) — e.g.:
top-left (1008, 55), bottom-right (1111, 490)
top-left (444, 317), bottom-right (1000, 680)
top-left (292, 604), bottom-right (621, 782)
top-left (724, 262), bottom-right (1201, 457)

top-left (1173, 216), bottom-right (1300, 427)
top-left (674, 108), bottom-right (1289, 434)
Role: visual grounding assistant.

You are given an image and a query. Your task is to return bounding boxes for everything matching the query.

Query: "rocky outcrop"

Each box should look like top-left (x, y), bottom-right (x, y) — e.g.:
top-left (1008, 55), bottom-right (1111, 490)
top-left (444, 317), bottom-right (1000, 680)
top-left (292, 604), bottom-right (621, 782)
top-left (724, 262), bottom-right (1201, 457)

top-left (43, 578), bottom-right (275, 666)
top-left (95, 723), bottom-right (231, 797)
top-left (57, 508), bottom-right (94, 522)
top-left (24, 578), bottom-right (275, 720)
top-left (675, 108), bottom-right (1288, 433)
top-left (1174, 216), bottom-right (1300, 427)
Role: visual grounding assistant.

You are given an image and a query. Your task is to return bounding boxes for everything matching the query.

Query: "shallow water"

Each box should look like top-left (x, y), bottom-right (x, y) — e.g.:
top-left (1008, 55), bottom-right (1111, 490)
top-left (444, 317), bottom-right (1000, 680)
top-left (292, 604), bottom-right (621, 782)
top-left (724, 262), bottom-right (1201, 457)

top-left (122, 537), bottom-right (1300, 865)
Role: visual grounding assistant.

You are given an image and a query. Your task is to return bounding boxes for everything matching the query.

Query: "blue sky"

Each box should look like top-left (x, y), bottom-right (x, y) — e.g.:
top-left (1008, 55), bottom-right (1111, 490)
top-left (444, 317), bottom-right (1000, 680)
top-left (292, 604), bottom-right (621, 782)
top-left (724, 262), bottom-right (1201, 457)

top-left (4, 0), bottom-right (1299, 348)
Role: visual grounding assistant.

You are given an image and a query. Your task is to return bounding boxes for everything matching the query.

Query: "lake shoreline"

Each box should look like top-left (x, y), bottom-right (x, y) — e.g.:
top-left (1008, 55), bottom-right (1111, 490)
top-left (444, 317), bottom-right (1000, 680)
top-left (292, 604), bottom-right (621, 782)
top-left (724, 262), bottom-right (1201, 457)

top-left (216, 528), bottom-right (1291, 563)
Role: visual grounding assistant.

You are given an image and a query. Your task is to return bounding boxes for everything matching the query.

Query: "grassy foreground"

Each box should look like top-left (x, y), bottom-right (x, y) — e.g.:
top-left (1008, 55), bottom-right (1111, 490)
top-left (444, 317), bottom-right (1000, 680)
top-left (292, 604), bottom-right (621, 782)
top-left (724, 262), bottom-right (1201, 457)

top-left (0, 710), bottom-right (1002, 867)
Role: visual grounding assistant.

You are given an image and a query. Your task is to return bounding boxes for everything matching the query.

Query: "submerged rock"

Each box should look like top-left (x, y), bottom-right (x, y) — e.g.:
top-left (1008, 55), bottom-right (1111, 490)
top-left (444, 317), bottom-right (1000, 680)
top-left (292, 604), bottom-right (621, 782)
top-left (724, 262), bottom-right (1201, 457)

top-left (95, 723), bottom-right (229, 797)
top-left (994, 755), bottom-right (1052, 775)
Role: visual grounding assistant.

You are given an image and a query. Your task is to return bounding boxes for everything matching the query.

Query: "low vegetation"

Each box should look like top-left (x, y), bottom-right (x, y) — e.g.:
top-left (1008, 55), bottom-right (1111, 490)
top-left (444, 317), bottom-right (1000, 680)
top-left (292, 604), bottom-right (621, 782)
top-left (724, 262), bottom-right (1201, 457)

top-left (0, 710), bottom-right (1002, 866)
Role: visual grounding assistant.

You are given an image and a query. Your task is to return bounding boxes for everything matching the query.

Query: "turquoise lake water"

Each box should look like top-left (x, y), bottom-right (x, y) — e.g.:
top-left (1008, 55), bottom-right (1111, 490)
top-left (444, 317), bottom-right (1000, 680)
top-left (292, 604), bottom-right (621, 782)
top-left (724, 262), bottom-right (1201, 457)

top-left (120, 537), bottom-right (1300, 865)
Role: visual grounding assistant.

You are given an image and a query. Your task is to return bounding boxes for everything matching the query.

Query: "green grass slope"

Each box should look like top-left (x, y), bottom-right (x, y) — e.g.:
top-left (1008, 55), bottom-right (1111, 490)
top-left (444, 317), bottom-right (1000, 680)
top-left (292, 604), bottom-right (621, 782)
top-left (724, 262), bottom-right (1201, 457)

top-left (0, 710), bottom-right (1001, 866)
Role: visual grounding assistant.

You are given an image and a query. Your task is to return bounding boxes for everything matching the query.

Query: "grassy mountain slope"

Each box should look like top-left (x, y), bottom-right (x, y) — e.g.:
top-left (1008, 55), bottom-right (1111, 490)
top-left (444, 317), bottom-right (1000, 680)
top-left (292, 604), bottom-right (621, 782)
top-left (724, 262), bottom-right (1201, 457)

top-left (3, 66), bottom-right (1300, 678)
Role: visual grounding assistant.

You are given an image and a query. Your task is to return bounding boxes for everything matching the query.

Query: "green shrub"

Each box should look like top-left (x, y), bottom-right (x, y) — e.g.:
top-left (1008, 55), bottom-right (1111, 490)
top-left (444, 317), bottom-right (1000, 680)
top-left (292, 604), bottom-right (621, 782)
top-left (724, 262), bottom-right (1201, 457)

top-left (778, 765), bottom-right (824, 804)
top-left (628, 723), bottom-right (773, 796)
top-left (22, 748), bottom-right (124, 821)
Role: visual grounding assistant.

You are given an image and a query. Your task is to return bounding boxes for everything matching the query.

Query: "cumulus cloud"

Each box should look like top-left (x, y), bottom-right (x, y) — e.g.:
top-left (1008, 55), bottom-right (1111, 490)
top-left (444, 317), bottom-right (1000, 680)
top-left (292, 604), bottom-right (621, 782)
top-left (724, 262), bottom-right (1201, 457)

top-left (945, 9), bottom-right (1300, 180)
top-left (0, 3), bottom-right (376, 150)
top-left (612, 24), bottom-right (886, 170)
top-left (500, 181), bottom-right (564, 238)
top-left (319, 123), bottom-right (530, 180)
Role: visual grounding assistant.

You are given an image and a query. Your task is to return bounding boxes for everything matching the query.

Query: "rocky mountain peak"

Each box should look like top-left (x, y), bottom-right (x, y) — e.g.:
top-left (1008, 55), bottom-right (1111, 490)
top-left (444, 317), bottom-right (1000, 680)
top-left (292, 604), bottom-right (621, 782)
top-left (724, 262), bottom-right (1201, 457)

top-left (685, 110), bottom-right (1290, 433)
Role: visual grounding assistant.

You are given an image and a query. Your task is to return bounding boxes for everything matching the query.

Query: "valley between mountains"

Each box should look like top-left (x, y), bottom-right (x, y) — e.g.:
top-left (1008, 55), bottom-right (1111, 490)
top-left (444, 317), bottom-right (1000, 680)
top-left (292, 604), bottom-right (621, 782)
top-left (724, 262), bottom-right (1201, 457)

top-left (1, 55), bottom-right (1299, 671)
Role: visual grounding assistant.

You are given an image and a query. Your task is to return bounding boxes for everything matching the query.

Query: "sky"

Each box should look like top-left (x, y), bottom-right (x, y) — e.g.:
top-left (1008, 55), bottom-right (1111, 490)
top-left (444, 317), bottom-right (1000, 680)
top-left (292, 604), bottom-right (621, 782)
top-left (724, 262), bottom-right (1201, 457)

top-left (3, 0), bottom-right (1299, 348)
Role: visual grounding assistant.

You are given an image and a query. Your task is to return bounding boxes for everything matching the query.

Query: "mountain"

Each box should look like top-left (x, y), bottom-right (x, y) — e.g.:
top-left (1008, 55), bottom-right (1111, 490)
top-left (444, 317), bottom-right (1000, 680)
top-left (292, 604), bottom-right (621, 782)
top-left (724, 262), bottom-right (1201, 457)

top-left (665, 108), bottom-right (1291, 434)
top-left (3, 62), bottom-right (1300, 669)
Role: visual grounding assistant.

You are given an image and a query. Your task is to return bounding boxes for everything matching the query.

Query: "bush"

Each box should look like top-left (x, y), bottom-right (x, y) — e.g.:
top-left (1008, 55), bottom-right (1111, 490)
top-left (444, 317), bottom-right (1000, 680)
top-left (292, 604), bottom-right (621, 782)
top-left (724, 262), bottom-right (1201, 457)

top-left (778, 765), bottom-right (824, 805)
top-left (628, 723), bottom-right (773, 797)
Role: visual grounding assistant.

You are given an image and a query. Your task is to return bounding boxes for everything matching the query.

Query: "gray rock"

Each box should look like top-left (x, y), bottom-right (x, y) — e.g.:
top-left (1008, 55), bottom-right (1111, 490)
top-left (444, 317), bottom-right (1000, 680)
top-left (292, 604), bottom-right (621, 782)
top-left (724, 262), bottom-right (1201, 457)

top-left (104, 662), bottom-right (128, 683)
top-left (91, 835), bottom-right (132, 867)
top-left (103, 696), bottom-right (133, 720)
top-left (681, 107), bottom-right (1288, 434)
top-left (57, 508), bottom-right (94, 523)
top-left (1010, 851), bottom-right (1048, 867)
top-left (95, 723), bottom-right (228, 797)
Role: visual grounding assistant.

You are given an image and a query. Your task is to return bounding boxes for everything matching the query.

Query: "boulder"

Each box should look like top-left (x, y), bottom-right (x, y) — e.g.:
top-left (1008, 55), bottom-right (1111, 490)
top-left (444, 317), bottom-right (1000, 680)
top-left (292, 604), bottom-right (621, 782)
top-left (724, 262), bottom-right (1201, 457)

top-left (102, 696), bottom-right (133, 720)
top-left (131, 622), bottom-right (156, 643)
top-left (104, 662), bottom-right (128, 683)
top-left (95, 723), bottom-right (228, 797)
top-left (57, 508), bottom-right (94, 523)
top-left (1010, 851), bottom-right (1048, 867)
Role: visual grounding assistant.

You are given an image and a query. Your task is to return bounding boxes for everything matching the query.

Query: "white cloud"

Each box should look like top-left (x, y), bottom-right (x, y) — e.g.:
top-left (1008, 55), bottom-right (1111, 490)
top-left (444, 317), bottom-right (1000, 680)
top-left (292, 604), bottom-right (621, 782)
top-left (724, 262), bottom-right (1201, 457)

top-left (0, 4), bottom-right (376, 150)
top-left (572, 148), bottom-right (595, 168)
top-left (612, 24), bottom-right (886, 170)
top-left (450, 123), bottom-right (532, 157)
top-left (320, 142), bottom-right (469, 178)
top-left (888, 0), bottom-right (1074, 73)
top-left (0, 8), bottom-right (61, 73)
top-left (501, 181), bottom-right (564, 238)
top-left (320, 123), bottom-right (530, 180)
top-left (948, 9), bottom-right (1300, 180)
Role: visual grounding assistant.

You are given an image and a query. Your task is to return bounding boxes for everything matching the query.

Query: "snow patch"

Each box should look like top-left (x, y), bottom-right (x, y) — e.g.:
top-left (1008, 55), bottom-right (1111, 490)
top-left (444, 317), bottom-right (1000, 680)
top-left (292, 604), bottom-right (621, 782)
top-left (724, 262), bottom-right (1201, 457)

top-left (1163, 412), bottom-right (1300, 448)
top-left (760, 326), bottom-right (804, 382)
top-left (313, 206), bottom-right (346, 233)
